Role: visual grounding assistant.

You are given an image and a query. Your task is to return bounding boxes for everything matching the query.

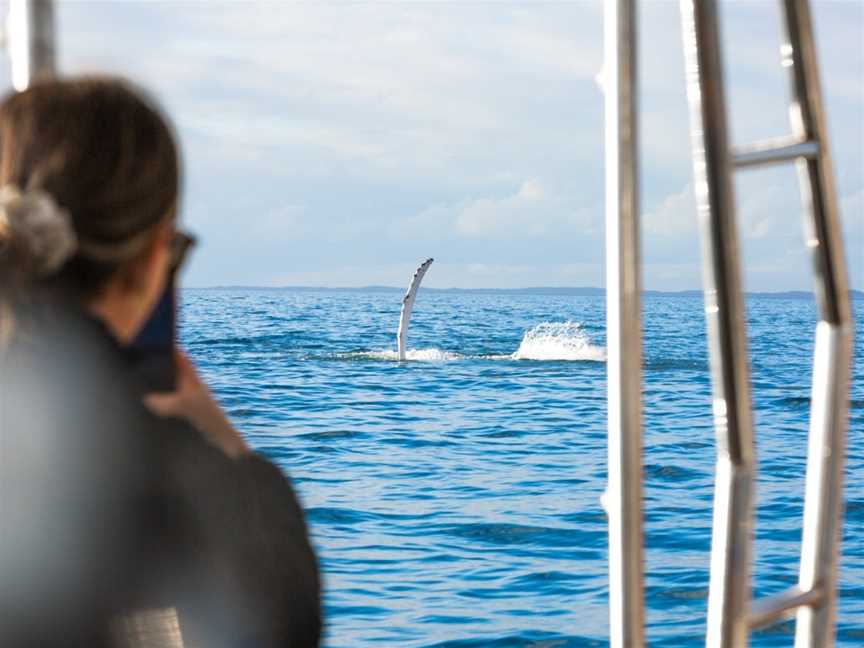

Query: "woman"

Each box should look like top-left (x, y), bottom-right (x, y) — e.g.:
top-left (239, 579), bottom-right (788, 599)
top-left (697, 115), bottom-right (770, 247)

top-left (0, 78), bottom-right (321, 647)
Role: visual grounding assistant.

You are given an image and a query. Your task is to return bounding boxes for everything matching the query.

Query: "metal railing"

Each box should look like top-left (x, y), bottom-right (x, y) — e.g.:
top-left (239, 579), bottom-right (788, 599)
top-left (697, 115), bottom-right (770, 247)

top-left (4, 0), bottom-right (55, 90)
top-left (679, 1), bottom-right (757, 643)
top-left (605, 0), bottom-right (854, 646)
top-left (603, 1), bottom-right (645, 647)
top-left (681, 0), bottom-right (854, 645)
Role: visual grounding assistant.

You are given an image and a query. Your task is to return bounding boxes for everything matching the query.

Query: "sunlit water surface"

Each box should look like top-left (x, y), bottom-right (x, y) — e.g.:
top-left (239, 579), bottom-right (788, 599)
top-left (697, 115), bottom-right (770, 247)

top-left (182, 290), bottom-right (863, 647)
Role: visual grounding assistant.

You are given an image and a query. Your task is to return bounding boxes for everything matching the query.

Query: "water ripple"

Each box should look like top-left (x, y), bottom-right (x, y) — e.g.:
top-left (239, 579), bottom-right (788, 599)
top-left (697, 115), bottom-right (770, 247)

top-left (181, 290), bottom-right (864, 647)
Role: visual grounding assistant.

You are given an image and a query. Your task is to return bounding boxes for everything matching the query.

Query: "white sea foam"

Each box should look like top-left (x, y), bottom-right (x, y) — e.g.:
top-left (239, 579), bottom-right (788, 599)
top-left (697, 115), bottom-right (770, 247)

top-left (344, 322), bottom-right (603, 362)
top-left (360, 348), bottom-right (462, 362)
top-left (510, 321), bottom-right (605, 362)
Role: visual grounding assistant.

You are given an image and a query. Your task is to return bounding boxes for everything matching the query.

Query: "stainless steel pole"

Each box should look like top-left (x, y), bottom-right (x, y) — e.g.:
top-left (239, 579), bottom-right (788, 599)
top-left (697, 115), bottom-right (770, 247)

top-left (679, 1), bottom-right (756, 646)
top-left (7, 0), bottom-right (56, 90)
top-left (778, 2), bottom-right (855, 646)
top-left (604, 1), bottom-right (644, 646)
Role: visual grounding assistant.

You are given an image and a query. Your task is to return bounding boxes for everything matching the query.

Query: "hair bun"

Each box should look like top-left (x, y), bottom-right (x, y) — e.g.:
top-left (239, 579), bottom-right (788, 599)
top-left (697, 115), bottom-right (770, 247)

top-left (0, 185), bottom-right (78, 276)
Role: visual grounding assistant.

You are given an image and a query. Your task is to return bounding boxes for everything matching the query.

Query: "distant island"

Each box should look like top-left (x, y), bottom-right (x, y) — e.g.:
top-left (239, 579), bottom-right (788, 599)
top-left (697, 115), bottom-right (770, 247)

top-left (191, 286), bottom-right (864, 300)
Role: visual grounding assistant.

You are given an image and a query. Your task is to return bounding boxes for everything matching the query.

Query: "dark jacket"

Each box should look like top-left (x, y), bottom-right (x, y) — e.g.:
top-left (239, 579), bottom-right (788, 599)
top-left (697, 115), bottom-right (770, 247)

top-left (0, 306), bottom-right (321, 647)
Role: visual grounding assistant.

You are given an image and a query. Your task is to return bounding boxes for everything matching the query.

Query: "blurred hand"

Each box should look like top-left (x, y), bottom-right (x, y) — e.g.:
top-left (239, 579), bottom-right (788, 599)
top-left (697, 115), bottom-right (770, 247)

top-left (144, 349), bottom-right (250, 458)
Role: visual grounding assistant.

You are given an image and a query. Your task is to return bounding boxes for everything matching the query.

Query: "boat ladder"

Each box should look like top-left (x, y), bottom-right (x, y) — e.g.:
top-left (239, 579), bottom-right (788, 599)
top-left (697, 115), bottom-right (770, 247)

top-left (605, 0), bottom-right (854, 646)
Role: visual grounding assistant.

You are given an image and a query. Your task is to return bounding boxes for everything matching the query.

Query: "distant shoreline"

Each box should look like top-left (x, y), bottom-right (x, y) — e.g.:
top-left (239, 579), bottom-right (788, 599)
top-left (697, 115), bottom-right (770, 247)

top-left (187, 286), bottom-right (864, 300)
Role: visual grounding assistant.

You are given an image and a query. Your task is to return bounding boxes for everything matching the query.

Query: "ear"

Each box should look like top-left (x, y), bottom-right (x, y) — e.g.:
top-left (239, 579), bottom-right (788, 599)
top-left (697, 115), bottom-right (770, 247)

top-left (140, 220), bottom-right (172, 283)
top-left (120, 220), bottom-right (172, 295)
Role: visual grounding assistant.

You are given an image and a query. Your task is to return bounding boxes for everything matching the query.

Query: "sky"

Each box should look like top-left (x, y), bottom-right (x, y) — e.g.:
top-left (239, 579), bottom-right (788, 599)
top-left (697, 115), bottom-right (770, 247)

top-left (0, 1), bottom-right (861, 290)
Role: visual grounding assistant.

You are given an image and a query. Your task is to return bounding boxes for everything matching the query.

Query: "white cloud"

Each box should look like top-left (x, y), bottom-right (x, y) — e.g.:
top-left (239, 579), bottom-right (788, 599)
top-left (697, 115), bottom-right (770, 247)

top-left (249, 205), bottom-right (309, 241)
top-left (21, 0), bottom-right (859, 290)
top-left (52, 1), bottom-right (614, 197)
top-left (737, 183), bottom-right (797, 240)
top-left (644, 177), bottom-right (808, 242)
top-left (394, 179), bottom-right (598, 242)
top-left (455, 179), bottom-right (549, 238)
top-left (643, 184), bottom-right (697, 237)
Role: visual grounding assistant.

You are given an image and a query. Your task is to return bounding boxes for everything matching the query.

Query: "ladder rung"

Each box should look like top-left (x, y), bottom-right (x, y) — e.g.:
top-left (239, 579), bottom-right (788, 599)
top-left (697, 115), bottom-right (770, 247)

top-left (747, 586), bottom-right (823, 629)
top-left (733, 136), bottom-right (819, 169)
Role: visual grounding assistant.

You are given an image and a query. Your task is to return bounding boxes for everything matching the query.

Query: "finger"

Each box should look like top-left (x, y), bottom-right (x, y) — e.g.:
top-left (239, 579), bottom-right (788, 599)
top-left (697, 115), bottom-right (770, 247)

top-left (173, 348), bottom-right (201, 384)
top-left (172, 348), bottom-right (190, 375)
top-left (173, 347), bottom-right (192, 367)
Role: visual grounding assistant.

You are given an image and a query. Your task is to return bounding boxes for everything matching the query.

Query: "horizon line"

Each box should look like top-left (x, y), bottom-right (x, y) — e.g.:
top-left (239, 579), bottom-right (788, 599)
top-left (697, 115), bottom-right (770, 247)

top-left (184, 285), bottom-right (864, 297)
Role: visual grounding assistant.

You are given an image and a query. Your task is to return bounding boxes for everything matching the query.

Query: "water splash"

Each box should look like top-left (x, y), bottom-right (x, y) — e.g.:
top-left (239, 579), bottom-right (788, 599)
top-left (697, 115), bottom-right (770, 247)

top-left (339, 322), bottom-right (604, 362)
top-left (350, 348), bottom-right (462, 362)
top-left (511, 321), bottom-right (605, 361)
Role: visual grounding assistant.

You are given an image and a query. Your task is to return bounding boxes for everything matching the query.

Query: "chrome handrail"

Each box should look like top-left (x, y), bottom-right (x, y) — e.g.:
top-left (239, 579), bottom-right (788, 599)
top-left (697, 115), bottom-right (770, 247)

top-left (5, 0), bottom-right (55, 91)
top-left (680, 1), bottom-right (756, 644)
top-left (603, 1), bottom-right (645, 647)
top-left (779, 2), bottom-right (853, 645)
top-left (607, 0), bottom-right (852, 645)
top-left (677, 0), bottom-right (854, 646)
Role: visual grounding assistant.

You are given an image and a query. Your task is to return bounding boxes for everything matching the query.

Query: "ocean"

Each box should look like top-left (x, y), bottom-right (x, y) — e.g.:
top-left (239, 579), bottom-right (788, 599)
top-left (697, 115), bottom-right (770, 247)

top-left (181, 289), bottom-right (863, 647)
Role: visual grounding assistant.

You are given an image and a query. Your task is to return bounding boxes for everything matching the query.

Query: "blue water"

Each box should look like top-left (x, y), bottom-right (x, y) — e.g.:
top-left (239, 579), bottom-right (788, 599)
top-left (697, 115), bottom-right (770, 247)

top-left (181, 290), bottom-right (863, 647)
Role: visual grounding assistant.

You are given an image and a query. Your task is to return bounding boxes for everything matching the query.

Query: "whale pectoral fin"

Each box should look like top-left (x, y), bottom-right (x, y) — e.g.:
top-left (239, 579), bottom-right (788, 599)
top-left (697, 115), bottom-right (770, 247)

top-left (396, 258), bottom-right (434, 361)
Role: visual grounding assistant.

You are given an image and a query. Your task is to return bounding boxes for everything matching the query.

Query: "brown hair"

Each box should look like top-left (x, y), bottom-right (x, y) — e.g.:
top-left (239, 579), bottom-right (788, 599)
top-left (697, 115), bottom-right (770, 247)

top-left (0, 77), bottom-right (179, 345)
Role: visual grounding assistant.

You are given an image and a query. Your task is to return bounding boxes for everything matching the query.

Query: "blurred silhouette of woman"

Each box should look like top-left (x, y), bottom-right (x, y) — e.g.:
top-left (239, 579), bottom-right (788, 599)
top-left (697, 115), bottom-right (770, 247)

top-left (0, 78), bottom-right (320, 647)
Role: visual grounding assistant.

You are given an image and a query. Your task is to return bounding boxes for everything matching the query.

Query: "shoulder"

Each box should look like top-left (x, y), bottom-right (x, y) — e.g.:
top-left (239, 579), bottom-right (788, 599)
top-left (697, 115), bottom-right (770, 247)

top-left (145, 415), bottom-right (322, 646)
top-left (152, 412), bottom-right (310, 534)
